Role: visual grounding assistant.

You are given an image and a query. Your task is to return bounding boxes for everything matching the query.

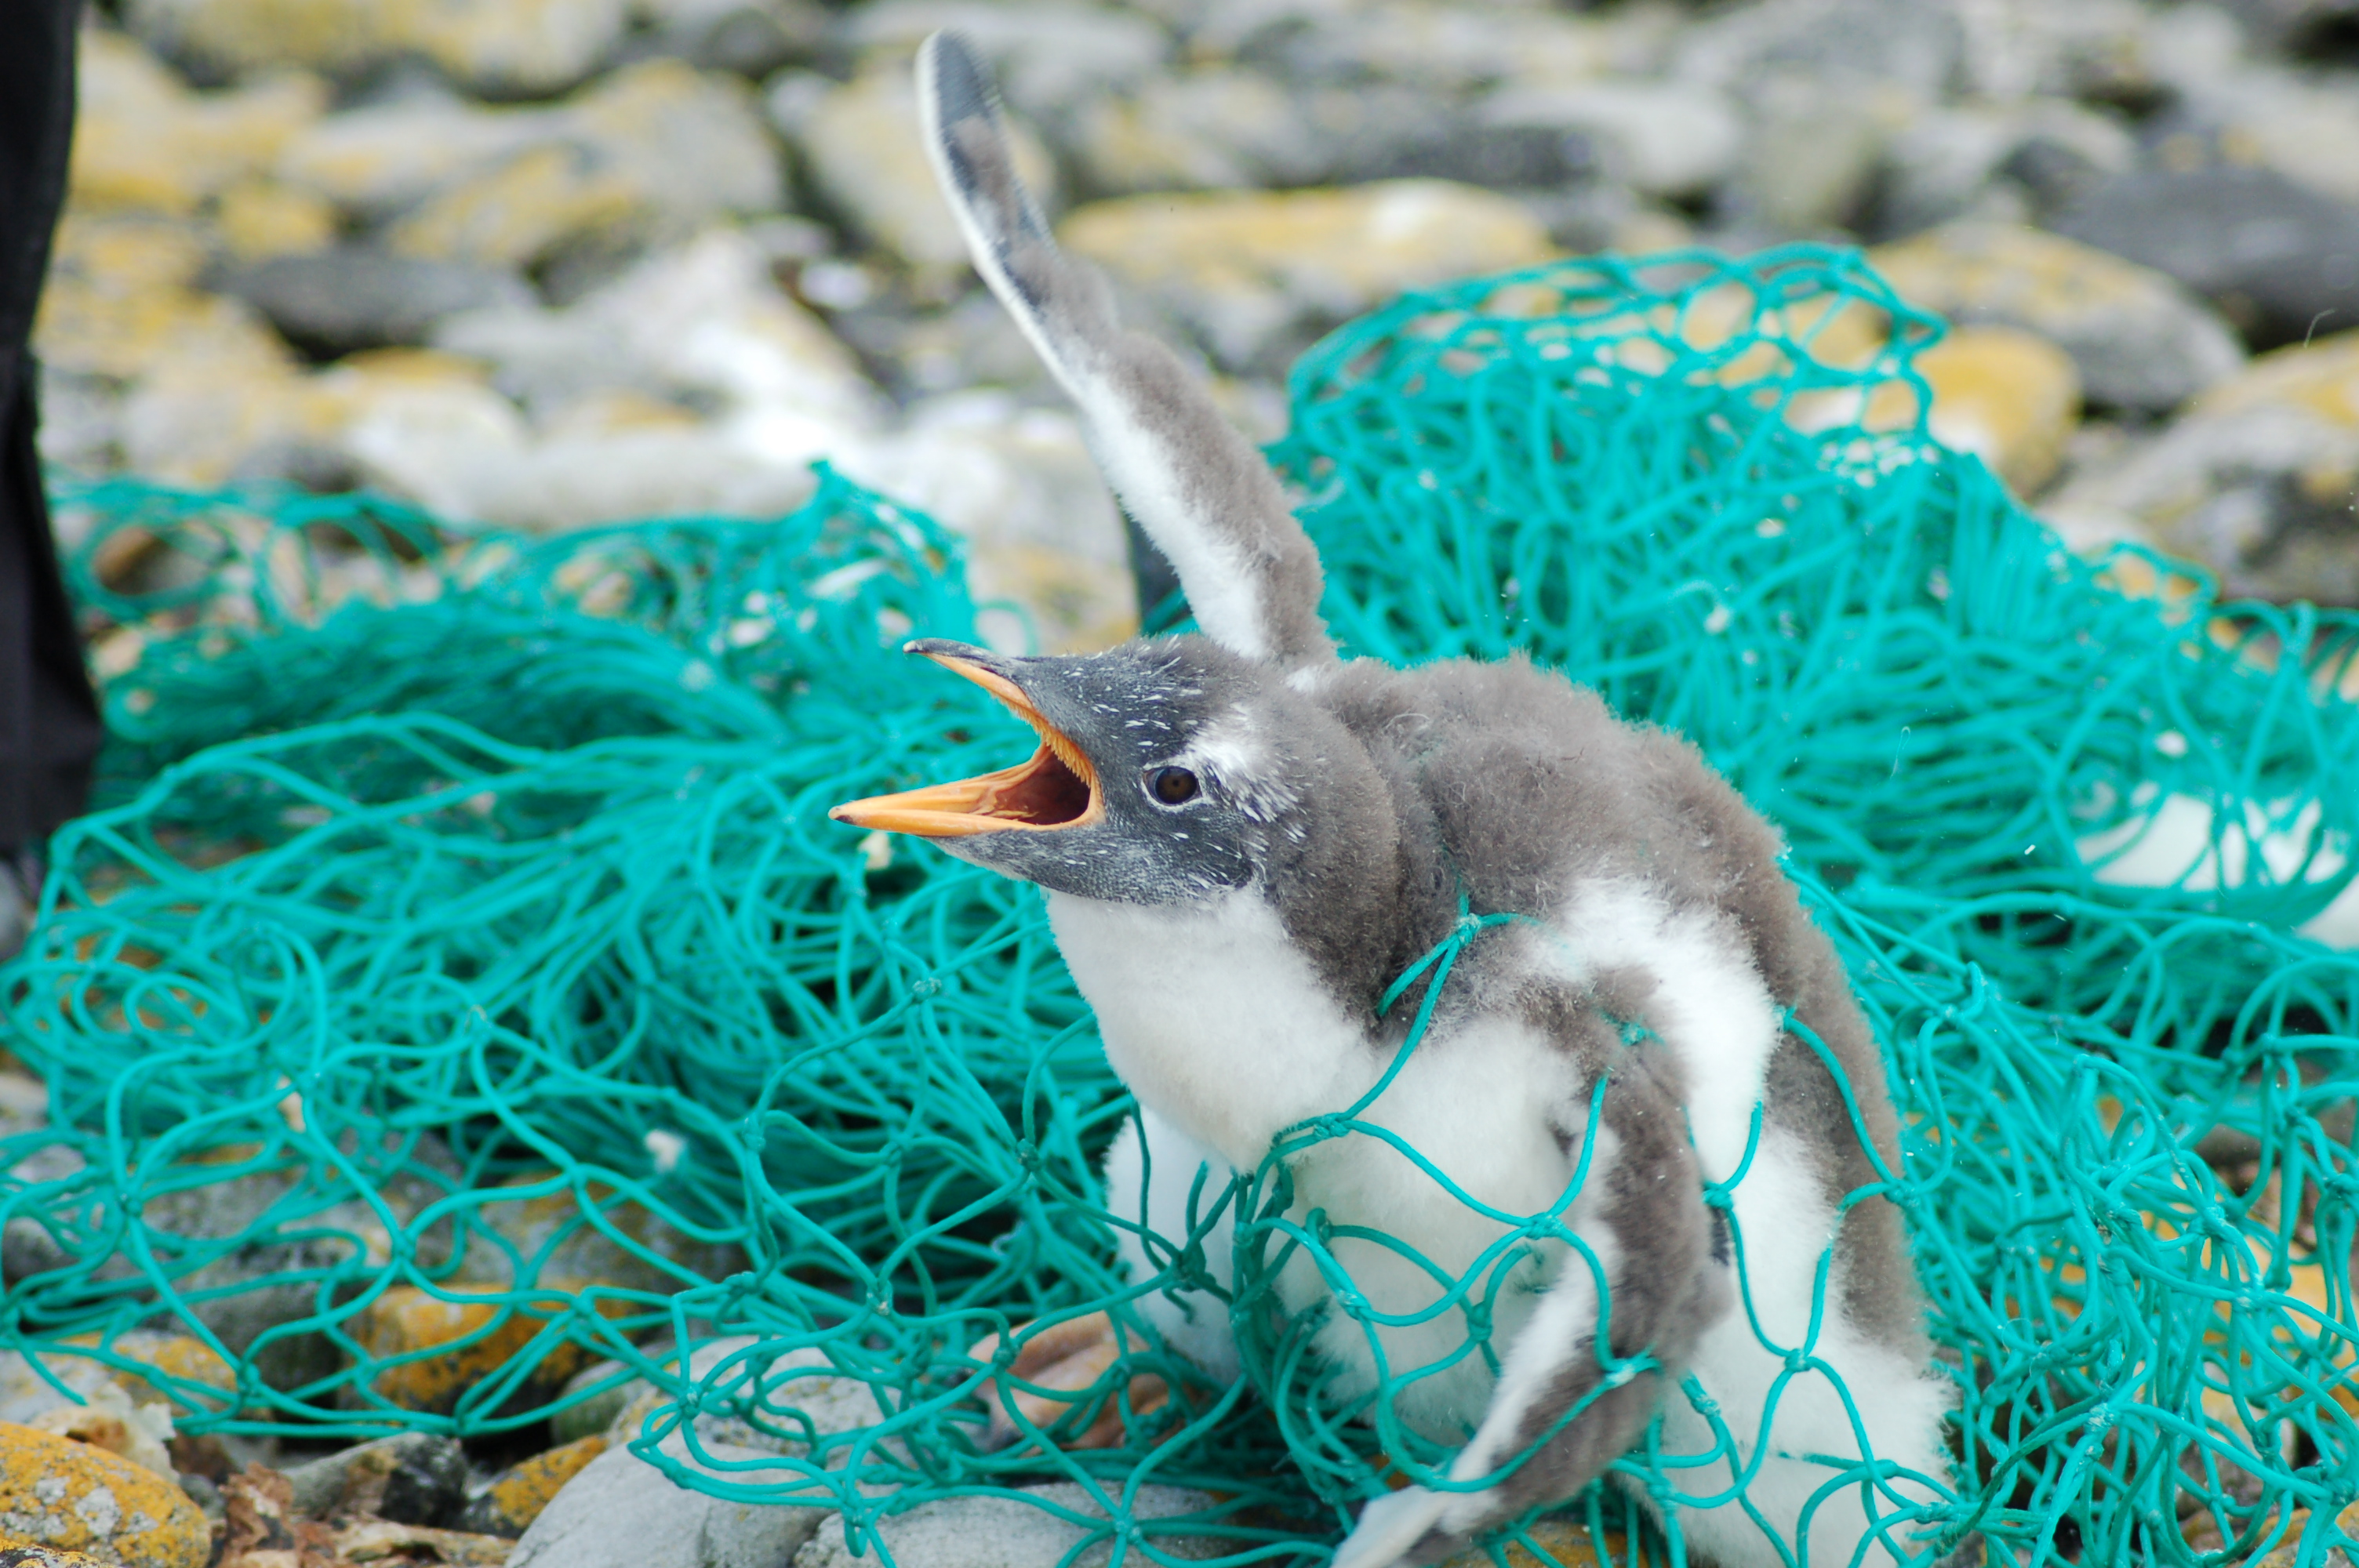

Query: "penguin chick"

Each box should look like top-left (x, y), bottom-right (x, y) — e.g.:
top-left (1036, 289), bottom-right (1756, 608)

top-left (831, 31), bottom-right (1953, 1568)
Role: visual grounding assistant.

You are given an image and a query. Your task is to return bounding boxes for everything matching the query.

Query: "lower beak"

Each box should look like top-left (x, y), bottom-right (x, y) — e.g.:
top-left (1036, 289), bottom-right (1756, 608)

top-left (830, 649), bottom-right (1104, 839)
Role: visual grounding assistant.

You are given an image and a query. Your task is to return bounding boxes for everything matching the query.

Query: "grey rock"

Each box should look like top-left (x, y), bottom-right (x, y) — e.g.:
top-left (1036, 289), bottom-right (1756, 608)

top-left (31, 365), bottom-right (122, 475)
top-left (1870, 223), bottom-right (2247, 413)
top-left (1357, 117), bottom-right (1594, 192)
top-left (2045, 332), bottom-right (2359, 603)
top-left (620, 0), bottom-right (823, 78)
top-left (218, 249), bottom-right (535, 355)
top-left (1219, 2), bottom-right (1619, 94)
top-left (1678, 0), bottom-right (1963, 104)
top-left (1734, 79), bottom-right (1890, 234)
top-left (1876, 100), bottom-right (2135, 236)
top-left (1066, 67), bottom-right (1325, 194)
top-left (2160, 66), bottom-right (2359, 209)
top-left (2052, 165), bottom-right (2359, 348)
top-left (838, 2), bottom-right (1170, 120)
top-left (283, 1432), bottom-right (468, 1526)
top-left (1948, 0), bottom-right (2235, 105)
top-left (1482, 80), bottom-right (1741, 201)
top-left (507, 1439), bottom-right (828, 1568)
top-left (4, 1139), bottom-right (460, 1396)
top-left (791, 1483), bottom-right (1230, 1568)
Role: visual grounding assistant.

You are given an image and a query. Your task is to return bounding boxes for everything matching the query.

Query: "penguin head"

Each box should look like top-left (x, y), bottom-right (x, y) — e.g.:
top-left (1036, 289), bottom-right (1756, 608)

top-left (831, 637), bottom-right (1379, 906)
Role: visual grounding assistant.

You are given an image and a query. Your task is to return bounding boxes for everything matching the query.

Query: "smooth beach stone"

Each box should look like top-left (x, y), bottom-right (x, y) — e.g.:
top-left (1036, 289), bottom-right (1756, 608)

top-left (0, 1424), bottom-right (209, 1568)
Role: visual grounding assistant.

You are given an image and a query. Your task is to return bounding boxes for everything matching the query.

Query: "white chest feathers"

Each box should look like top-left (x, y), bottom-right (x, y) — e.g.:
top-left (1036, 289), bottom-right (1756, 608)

top-left (1045, 888), bottom-right (1369, 1170)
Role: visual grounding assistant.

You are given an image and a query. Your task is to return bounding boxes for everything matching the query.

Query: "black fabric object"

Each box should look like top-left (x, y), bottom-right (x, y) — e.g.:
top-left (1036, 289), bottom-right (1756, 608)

top-left (0, 0), bottom-right (103, 851)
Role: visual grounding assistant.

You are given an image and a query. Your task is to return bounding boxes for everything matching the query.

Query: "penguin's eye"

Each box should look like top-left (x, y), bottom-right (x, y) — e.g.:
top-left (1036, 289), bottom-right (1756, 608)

top-left (1147, 766), bottom-right (1199, 806)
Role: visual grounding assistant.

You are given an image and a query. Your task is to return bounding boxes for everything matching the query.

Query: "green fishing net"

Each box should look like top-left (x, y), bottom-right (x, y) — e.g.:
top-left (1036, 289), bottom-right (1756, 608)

top-left (4, 244), bottom-right (2356, 1567)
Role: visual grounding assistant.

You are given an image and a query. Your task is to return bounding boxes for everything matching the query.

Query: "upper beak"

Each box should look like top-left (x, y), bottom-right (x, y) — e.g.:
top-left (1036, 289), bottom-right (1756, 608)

top-left (830, 643), bottom-right (1105, 838)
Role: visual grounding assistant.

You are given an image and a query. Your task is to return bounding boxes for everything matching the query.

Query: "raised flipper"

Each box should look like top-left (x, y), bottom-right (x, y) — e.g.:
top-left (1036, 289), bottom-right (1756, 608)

top-left (915, 31), bottom-right (1334, 673)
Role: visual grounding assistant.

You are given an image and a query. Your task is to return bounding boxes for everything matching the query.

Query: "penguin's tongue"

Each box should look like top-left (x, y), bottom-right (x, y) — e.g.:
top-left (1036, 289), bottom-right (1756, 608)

top-left (828, 654), bottom-right (1103, 838)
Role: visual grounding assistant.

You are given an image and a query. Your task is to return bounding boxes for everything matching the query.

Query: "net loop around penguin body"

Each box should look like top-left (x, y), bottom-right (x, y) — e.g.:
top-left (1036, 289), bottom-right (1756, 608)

top-left (1, 244), bottom-right (2356, 1565)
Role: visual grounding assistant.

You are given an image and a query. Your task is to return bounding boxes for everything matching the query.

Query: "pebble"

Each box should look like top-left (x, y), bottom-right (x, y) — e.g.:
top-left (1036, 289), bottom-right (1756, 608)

top-left (455, 1172), bottom-right (747, 1299)
top-left (25, 1383), bottom-right (175, 1480)
top-left (274, 92), bottom-right (562, 223)
top-left (2169, 67), bottom-right (2359, 209)
top-left (280, 1432), bottom-right (467, 1525)
top-left (385, 62), bottom-right (784, 270)
top-left (623, 0), bottom-right (824, 79)
top-left (838, 2), bottom-right (1171, 120)
top-left (125, 0), bottom-right (630, 96)
top-left (1058, 180), bottom-right (1555, 372)
top-left (790, 1483), bottom-right (1228, 1568)
top-left (1065, 67), bottom-right (1331, 194)
top-left (1230, 2), bottom-right (1620, 94)
top-left (347, 1283), bottom-right (622, 1414)
top-left (592, 1340), bottom-right (895, 1467)
top-left (0, 1334), bottom-right (235, 1431)
top-left (211, 178), bottom-right (338, 260)
top-left (0, 1422), bottom-right (209, 1568)
top-left (1913, 325), bottom-right (2083, 493)
top-left (68, 33), bottom-right (326, 217)
top-left (217, 249), bottom-right (535, 355)
top-left (458, 1433), bottom-right (608, 1536)
top-left (0, 1546), bottom-right (114, 1566)
top-left (1480, 80), bottom-right (1741, 200)
top-left (2045, 329), bottom-right (2359, 601)
top-left (1875, 99), bottom-right (2135, 234)
top-left (2052, 165), bottom-right (2359, 350)
top-left (1677, 0), bottom-right (1964, 107)
top-left (506, 1439), bottom-right (828, 1568)
top-left (1867, 222), bottom-right (2245, 412)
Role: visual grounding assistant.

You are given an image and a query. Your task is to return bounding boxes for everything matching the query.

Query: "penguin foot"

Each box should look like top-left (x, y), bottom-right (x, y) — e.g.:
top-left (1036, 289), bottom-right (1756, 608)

top-left (969, 1312), bottom-right (1169, 1450)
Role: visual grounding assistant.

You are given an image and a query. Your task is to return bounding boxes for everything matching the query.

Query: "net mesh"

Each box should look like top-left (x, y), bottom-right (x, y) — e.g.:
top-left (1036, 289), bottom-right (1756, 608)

top-left (4, 245), bottom-right (2357, 1566)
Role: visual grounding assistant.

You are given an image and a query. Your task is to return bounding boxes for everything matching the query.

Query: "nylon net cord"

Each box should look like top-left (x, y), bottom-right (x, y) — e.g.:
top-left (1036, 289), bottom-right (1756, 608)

top-left (2, 245), bottom-right (2355, 1566)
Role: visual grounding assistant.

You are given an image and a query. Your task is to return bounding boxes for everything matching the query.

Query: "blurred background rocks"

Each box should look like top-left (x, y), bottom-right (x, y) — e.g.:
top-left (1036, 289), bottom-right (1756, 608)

top-left (36, 0), bottom-right (2359, 641)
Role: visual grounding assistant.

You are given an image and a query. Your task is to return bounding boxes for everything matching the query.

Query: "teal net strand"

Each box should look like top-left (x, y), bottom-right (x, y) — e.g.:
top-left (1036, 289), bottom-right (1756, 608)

top-left (2, 245), bottom-right (2355, 1566)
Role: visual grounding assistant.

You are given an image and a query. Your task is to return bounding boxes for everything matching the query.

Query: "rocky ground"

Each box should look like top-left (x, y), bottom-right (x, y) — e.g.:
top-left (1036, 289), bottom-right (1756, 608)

top-left (11, 0), bottom-right (2359, 1563)
top-left (33, 0), bottom-right (2359, 644)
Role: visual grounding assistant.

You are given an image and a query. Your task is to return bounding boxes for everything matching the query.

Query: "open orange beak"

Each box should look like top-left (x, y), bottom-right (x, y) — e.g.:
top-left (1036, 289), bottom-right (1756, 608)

top-left (830, 648), bottom-right (1104, 838)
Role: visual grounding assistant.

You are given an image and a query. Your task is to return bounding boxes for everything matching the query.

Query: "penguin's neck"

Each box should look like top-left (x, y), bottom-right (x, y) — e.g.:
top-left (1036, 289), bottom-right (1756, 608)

top-left (1045, 887), bottom-right (1379, 1171)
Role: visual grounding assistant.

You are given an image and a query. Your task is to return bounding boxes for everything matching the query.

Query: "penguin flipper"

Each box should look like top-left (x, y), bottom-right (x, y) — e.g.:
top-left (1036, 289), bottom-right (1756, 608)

top-left (1332, 1042), bottom-right (1725, 1568)
top-left (916, 31), bottom-right (1334, 672)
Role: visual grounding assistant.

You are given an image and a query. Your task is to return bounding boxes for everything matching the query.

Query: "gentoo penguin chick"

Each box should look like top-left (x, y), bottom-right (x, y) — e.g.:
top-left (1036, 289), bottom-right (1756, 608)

top-left (831, 31), bottom-right (1953, 1568)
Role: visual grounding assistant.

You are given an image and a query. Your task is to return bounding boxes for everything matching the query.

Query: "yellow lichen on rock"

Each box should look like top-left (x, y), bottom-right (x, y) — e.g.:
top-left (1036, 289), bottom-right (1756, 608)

top-left (467, 1434), bottom-right (609, 1536)
top-left (1060, 181), bottom-right (1556, 367)
top-left (2196, 328), bottom-right (2359, 430)
top-left (212, 179), bottom-right (339, 261)
top-left (70, 33), bottom-right (327, 217)
top-left (34, 211), bottom-right (289, 391)
top-left (58, 1334), bottom-right (236, 1416)
top-left (1063, 181), bottom-right (1554, 310)
top-left (1914, 326), bottom-right (2083, 493)
top-left (123, 0), bottom-right (627, 94)
top-left (0, 1422), bottom-right (209, 1568)
top-left (387, 143), bottom-right (640, 269)
top-left (351, 1283), bottom-right (631, 1414)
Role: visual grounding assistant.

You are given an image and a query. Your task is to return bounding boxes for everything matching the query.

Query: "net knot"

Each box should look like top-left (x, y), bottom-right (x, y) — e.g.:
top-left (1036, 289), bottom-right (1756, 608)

top-left (1460, 1300), bottom-right (1494, 1344)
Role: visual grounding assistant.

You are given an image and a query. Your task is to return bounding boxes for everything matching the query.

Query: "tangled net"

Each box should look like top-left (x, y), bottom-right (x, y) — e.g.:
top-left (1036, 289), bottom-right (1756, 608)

top-left (4, 245), bottom-right (2357, 1567)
